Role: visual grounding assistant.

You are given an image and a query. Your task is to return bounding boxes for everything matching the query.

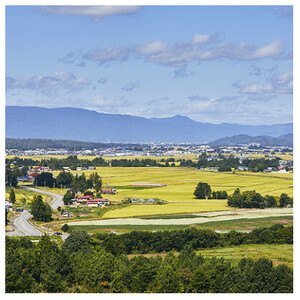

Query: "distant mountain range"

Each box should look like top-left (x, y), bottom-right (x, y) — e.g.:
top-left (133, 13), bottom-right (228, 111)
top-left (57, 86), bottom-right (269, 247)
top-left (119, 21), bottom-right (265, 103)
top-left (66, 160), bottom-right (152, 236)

top-left (209, 133), bottom-right (293, 147)
top-left (5, 106), bottom-right (293, 144)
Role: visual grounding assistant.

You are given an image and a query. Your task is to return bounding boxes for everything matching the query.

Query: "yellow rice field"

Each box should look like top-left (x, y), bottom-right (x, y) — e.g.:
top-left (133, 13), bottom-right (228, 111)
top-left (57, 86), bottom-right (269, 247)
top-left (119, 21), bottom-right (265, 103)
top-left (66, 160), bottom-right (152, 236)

top-left (51, 167), bottom-right (293, 203)
top-left (102, 201), bottom-right (231, 218)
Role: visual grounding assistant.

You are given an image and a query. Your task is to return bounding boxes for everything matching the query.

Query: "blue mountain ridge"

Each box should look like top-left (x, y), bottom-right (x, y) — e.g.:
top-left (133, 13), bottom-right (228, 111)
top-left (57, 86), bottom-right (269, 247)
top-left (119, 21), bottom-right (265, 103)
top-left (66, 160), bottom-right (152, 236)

top-left (5, 106), bottom-right (293, 144)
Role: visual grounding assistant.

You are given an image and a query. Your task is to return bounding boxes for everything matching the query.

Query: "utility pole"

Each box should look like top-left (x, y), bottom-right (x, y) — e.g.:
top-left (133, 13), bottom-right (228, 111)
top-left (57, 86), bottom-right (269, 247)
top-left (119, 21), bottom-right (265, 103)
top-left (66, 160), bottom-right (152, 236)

top-left (61, 184), bottom-right (62, 195)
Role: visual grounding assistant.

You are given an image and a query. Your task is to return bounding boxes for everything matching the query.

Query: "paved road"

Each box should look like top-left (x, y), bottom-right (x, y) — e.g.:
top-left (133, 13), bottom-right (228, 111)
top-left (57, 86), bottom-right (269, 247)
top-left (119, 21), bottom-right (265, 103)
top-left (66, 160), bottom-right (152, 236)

top-left (6, 210), bottom-right (44, 236)
top-left (6, 186), bottom-right (64, 237)
top-left (20, 186), bottom-right (63, 209)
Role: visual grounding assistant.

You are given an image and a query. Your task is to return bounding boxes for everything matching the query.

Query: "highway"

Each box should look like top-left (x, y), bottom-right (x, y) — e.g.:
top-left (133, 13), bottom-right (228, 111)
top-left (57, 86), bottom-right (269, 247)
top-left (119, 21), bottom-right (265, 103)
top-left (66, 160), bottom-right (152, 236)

top-left (6, 186), bottom-right (64, 237)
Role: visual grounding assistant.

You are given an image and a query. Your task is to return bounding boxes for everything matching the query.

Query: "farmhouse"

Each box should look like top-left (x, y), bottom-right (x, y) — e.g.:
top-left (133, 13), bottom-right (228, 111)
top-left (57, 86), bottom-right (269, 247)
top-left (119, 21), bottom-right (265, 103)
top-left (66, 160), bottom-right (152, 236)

top-left (102, 188), bottom-right (117, 194)
top-left (73, 195), bottom-right (110, 206)
top-left (29, 172), bottom-right (39, 177)
top-left (86, 198), bottom-right (110, 207)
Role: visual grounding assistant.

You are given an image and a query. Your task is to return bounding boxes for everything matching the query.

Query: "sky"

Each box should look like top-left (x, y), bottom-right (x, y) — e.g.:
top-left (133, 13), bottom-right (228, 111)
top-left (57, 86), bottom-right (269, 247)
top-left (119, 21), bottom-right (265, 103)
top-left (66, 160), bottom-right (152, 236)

top-left (5, 4), bottom-right (293, 125)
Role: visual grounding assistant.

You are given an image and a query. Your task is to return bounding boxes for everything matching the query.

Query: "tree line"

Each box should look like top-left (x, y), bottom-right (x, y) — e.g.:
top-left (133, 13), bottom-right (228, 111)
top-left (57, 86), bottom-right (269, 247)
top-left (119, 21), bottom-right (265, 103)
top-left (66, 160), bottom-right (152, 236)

top-left (93, 225), bottom-right (292, 255)
top-left (180, 156), bottom-right (281, 172)
top-left (6, 225), bottom-right (293, 293)
top-left (227, 189), bottom-right (293, 209)
top-left (193, 182), bottom-right (293, 208)
top-left (34, 171), bottom-right (102, 193)
top-left (5, 138), bottom-right (143, 150)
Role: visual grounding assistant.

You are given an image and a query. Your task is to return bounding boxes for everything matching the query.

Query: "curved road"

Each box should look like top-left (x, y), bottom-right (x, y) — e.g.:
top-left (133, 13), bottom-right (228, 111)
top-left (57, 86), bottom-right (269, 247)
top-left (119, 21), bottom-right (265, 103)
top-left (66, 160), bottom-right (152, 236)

top-left (6, 186), bottom-right (64, 237)
top-left (20, 186), bottom-right (63, 209)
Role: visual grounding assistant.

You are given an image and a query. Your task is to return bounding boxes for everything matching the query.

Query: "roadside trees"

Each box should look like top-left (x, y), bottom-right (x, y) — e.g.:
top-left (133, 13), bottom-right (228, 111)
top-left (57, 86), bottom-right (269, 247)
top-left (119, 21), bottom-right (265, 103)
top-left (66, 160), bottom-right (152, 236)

top-left (34, 172), bottom-right (56, 188)
top-left (62, 190), bottom-right (75, 205)
top-left (9, 189), bottom-right (16, 204)
top-left (30, 195), bottom-right (52, 222)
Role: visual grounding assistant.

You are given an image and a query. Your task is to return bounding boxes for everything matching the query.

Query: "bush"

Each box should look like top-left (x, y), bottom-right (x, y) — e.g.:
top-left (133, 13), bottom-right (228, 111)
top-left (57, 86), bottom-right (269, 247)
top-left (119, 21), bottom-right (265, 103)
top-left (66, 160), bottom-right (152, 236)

top-left (61, 224), bottom-right (70, 232)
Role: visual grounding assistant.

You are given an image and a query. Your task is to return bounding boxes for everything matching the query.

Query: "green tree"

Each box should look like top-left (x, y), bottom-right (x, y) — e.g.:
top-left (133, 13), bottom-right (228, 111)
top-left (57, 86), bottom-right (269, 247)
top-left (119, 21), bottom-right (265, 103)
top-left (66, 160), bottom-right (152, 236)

top-left (152, 264), bottom-right (182, 293)
top-left (61, 223), bottom-right (70, 232)
top-left (56, 171), bottom-right (74, 187)
top-left (190, 266), bottom-right (211, 292)
top-left (279, 193), bottom-right (292, 207)
top-left (62, 190), bottom-right (75, 205)
top-left (62, 231), bottom-right (93, 255)
top-left (89, 172), bottom-right (102, 193)
top-left (9, 189), bottom-right (16, 204)
top-left (194, 182), bottom-right (212, 199)
top-left (30, 195), bottom-right (52, 222)
top-left (34, 172), bottom-right (56, 188)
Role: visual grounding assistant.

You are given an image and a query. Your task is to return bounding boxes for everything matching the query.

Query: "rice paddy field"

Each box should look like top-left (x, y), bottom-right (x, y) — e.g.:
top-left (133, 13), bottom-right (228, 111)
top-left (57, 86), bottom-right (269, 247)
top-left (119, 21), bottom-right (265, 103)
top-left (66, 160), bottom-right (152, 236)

top-left (5, 186), bottom-right (52, 205)
top-left (45, 166), bottom-right (293, 218)
top-left (52, 166), bottom-right (293, 203)
top-left (8, 154), bottom-right (293, 218)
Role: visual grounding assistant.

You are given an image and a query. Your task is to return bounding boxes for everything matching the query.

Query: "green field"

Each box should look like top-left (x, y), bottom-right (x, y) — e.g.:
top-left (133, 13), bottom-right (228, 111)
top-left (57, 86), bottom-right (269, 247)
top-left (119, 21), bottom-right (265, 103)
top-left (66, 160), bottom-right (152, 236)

top-left (198, 244), bottom-right (293, 268)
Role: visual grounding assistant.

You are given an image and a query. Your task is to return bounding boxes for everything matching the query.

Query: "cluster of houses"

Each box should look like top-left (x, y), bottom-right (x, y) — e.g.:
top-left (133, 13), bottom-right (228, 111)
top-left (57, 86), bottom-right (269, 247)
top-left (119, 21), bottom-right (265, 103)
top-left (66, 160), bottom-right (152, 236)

top-left (69, 195), bottom-right (110, 207)
top-left (67, 188), bottom-right (116, 207)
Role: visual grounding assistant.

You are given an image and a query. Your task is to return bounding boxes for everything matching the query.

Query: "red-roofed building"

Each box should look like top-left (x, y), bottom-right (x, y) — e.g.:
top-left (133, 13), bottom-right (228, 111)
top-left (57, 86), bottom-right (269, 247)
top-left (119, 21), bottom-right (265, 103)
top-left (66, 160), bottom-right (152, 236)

top-left (33, 167), bottom-right (43, 171)
top-left (29, 172), bottom-right (40, 177)
top-left (75, 197), bottom-right (110, 207)
top-left (101, 188), bottom-right (116, 194)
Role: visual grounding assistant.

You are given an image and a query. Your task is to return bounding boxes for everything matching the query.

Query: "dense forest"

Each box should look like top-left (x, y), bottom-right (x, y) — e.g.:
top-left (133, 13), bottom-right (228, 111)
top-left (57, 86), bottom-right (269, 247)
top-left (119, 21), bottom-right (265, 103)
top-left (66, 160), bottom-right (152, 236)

top-left (6, 225), bottom-right (293, 293)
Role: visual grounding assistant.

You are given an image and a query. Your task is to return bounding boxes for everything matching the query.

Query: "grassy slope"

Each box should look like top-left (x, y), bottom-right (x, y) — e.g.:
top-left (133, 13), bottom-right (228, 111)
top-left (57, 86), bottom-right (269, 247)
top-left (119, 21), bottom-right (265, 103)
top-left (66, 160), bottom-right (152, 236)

top-left (198, 244), bottom-right (293, 268)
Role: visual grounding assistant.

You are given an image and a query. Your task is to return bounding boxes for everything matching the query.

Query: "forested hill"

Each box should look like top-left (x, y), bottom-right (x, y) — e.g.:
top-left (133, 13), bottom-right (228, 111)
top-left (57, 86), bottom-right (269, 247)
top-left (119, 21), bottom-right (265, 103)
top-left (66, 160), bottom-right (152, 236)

top-left (5, 138), bottom-right (142, 150)
top-left (209, 133), bottom-right (293, 147)
top-left (6, 106), bottom-right (293, 143)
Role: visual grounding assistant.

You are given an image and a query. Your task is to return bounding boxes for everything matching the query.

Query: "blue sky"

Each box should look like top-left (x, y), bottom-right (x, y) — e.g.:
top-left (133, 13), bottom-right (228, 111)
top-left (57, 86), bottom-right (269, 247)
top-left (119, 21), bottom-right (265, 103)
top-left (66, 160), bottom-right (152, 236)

top-left (5, 5), bottom-right (293, 125)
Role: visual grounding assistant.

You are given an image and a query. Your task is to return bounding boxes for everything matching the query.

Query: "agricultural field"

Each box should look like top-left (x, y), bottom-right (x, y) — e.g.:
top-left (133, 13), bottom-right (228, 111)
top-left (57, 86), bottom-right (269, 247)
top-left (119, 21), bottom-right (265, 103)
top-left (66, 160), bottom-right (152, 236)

top-left (198, 244), bottom-right (293, 268)
top-left (52, 166), bottom-right (293, 203)
top-left (68, 215), bottom-right (293, 234)
top-left (5, 186), bottom-right (52, 205)
top-left (126, 244), bottom-right (293, 268)
top-left (102, 201), bottom-right (231, 218)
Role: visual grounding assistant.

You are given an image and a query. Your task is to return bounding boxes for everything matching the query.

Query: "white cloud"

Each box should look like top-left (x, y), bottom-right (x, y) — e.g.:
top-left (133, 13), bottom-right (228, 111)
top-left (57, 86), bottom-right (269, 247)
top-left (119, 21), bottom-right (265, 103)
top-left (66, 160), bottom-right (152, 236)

top-left (84, 47), bottom-right (130, 65)
top-left (136, 40), bottom-right (168, 55)
top-left (251, 40), bottom-right (284, 59)
top-left (37, 6), bottom-right (141, 22)
top-left (91, 94), bottom-right (128, 108)
top-left (6, 71), bottom-right (91, 96)
top-left (134, 35), bottom-right (287, 67)
top-left (191, 34), bottom-right (210, 44)
top-left (235, 69), bottom-right (293, 95)
top-left (63, 33), bottom-right (290, 68)
top-left (239, 84), bottom-right (273, 94)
